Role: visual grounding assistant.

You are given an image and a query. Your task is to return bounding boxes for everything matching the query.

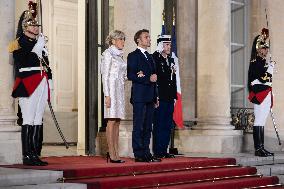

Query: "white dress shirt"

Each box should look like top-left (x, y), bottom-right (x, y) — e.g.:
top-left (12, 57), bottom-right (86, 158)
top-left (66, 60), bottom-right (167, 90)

top-left (137, 46), bottom-right (149, 59)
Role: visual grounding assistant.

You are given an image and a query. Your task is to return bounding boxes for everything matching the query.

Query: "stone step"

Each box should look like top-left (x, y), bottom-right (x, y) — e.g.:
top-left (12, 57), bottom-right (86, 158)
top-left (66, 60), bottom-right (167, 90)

top-left (232, 153), bottom-right (284, 184)
top-left (256, 164), bottom-right (284, 176)
top-left (0, 183), bottom-right (87, 189)
top-left (186, 152), bottom-right (284, 185)
top-left (0, 167), bottom-right (62, 187)
top-left (235, 154), bottom-right (284, 166)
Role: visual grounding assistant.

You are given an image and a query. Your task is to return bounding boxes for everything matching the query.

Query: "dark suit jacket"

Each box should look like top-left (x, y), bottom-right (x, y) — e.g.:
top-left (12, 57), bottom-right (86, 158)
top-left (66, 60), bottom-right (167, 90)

top-left (127, 48), bottom-right (157, 103)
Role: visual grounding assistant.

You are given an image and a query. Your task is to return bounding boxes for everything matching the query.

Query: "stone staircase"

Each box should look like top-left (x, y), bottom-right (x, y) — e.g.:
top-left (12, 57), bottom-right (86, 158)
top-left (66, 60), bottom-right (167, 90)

top-left (235, 153), bottom-right (284, 184)
top-left (0, 167), bottom-right (86, 189)
top-left (2, 149), bottom-right (284, 188)
top-left (186, 151), bottom-right (284, 185)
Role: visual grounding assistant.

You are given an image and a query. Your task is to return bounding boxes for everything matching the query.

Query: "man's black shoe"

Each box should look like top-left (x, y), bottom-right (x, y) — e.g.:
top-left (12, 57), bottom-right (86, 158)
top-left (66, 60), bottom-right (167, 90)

top-left (164, 153), bottom-right (175, 158)
top-left (151, 157), bottom-right (162, 162)
top-left (148, 154), bottom-right (162, 162)
top-left (154, 153), bottom-right (175, 159)
top-left (134, 157), bottom-right (149, 162)
top-left (153, 154), bottom-right (164, 159)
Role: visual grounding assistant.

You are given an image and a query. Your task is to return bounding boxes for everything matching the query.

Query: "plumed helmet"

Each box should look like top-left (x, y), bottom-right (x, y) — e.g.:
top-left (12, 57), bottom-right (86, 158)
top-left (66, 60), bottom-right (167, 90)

top-left (256, 28), bottom-right (269, 50)
top-left (21, 1), bottom-right (40, 33)
top-left (250, 28), bottom-right (269, 62)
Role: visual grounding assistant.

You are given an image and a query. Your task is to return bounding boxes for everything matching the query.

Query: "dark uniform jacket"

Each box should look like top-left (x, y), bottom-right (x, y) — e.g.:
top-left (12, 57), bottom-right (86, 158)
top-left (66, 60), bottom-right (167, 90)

top-left (127, 49), bottom-right (157, 103)
top-left (9, 34), bottom-right (52, 98)
top-left (248, 55), bottom-right (272, 105)
top-left (152, 51), bottom-right (177, 102)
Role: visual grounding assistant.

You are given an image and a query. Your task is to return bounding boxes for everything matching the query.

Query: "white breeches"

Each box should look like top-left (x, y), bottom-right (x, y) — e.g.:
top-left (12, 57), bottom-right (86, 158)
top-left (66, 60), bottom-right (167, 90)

top-left (253, 92), bottom-right (271, 126)
top-left (19, 77), bottom-right (48, 126)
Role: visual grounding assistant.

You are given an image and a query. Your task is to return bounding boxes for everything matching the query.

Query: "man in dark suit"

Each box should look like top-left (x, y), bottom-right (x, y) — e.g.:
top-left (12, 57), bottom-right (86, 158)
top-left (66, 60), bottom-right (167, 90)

top-left (127, 29), bottom-right (161, 162)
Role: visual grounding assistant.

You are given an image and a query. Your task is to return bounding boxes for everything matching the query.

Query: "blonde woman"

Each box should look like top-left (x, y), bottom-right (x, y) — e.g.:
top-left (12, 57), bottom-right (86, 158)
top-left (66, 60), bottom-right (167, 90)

top-left (101, 30), bottom-right (127, 163)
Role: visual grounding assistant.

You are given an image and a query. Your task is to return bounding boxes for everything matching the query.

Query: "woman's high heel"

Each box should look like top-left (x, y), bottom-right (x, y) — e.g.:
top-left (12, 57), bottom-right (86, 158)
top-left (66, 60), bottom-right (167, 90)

top-left (106, 152), bottom-right (125, 163)
top-left (106, 152), bottom-right (110, 163)
top-left (110, 159), bottom-right (125, 163)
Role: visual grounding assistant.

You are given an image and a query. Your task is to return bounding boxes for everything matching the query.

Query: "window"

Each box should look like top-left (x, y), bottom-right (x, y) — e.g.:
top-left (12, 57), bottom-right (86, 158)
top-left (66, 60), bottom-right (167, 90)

top-left (230, 0), bottom-right (249, 108)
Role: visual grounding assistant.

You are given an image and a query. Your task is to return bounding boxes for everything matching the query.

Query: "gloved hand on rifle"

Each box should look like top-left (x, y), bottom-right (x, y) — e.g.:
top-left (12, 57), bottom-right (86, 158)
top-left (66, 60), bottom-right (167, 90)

top-left (32, 33), bottom-right (46, 59)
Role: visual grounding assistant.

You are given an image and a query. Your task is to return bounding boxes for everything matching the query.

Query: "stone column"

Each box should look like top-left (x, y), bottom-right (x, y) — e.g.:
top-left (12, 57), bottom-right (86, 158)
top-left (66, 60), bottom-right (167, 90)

top-left (77, 0), bottom-right (86, 154)
top-left (173, 0), bottom-right (197, 152)
top-left (176, 0), bottom-right (197, 121)
top-left (180, 0), bottom-right (242, 153)
top-left (0, 0), bottom-right (22, 164)
top-left (114, 0), bottom-right (151, 122)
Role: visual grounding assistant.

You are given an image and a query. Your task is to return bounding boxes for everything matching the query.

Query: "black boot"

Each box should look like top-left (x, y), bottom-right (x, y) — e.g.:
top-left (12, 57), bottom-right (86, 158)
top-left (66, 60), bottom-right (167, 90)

top-left (31, 126), bottom-right (48, 166)
top-left (260, 126), bottom-right (274, 156)
top-left (32, 125), bottom-right (43, 156)
top-left (253, 126), bottom-right (268, 157)
top-left (21, 125), bottom-right (39, 166)
top-left (17, 105), bottom-right (23, 126)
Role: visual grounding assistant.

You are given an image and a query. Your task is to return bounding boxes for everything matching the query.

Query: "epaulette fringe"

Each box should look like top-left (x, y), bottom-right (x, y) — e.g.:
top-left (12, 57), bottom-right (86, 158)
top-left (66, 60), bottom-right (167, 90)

top-left (8, 38), bottom-right (20, 53)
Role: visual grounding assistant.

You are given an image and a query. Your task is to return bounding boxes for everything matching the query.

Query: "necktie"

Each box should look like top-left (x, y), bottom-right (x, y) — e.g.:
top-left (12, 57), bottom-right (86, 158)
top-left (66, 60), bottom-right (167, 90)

top-left (144, 51), bottom-right (150, 60)
top-left (144, 51), bottom-right (154, 72)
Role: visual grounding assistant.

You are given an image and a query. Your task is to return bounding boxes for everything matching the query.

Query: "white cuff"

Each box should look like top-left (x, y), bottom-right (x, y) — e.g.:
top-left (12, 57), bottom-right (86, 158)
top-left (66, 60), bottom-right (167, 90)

top-left (251, 79), bottom-right (261, 86)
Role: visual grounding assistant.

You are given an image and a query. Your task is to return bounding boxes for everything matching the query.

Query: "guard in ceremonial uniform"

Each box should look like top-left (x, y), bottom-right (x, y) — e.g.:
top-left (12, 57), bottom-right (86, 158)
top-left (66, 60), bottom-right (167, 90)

top-left (8, 1), bottom-right (52, 166)
top-left (248, 28), bottom-right (274, 157)
top-left (152, 35), bottom-right (177, 158)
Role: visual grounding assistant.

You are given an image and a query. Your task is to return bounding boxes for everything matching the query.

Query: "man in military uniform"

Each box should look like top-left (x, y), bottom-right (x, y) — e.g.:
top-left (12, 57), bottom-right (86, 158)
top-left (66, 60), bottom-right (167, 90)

top-left (152, 35), bottom-right (177, 158)
top-left (8, 1), bottom-right (52, 166)
top-left (248, 28), bottom-right (274, 157)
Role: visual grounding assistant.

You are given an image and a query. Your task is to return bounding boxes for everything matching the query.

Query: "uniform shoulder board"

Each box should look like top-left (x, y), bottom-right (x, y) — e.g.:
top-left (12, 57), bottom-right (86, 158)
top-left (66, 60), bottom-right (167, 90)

top-left (8, 38), bottom-right (21, 53)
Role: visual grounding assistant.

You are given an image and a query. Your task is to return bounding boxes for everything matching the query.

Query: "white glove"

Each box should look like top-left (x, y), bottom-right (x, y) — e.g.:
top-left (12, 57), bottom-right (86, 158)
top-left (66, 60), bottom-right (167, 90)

top-left (32, 33), bottom-right (45, 59)
top-left (267, 63), bottom-right (274, 75)
top-left (48, 79), bottom-right (54, 90)
top-left (156, 42), bottom-right (164, 53)
top-left (171, 63), bottom-right (177, 72)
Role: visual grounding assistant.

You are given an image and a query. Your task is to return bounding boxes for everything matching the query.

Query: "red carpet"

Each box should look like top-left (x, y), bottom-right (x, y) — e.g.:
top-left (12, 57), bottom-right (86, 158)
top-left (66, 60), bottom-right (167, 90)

top-left (2, 156), bottom-right (281, 189)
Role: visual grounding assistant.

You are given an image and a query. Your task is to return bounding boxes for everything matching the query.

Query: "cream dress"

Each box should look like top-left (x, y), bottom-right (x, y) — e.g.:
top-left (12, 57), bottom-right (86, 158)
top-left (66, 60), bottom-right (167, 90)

top-left (101, 45), bottom-right (127, 119)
